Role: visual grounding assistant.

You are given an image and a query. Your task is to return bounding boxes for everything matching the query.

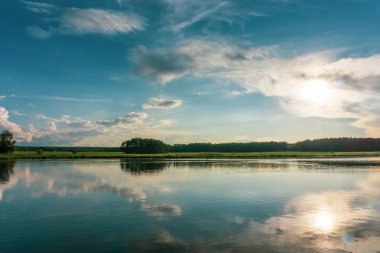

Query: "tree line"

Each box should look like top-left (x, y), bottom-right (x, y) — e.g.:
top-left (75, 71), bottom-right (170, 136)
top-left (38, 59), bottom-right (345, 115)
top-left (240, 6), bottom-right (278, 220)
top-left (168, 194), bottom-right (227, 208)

top-left (120, 137), bottom-right (380, 154)
top-left (1, 130), bottom-right (380, 154)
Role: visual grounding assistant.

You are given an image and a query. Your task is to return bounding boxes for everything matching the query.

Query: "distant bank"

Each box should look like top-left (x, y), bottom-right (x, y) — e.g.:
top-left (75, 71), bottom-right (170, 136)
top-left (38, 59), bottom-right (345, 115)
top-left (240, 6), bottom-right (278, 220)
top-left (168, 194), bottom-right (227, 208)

top-left (1, 151), bottom-right (380, 160)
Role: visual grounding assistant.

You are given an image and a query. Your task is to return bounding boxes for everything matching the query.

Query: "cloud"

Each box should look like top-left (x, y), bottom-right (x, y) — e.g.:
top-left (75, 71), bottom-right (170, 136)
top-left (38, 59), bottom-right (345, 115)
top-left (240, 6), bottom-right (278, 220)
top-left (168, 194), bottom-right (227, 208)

top-left (131, 39), bottom-right (380, 136)
top-left (25, 26), bottom-right (51, 39)
top-left (132, 46), bottom-right (193, 84)
top-left (12, 111), bottom-right (26, 117)
top-left (23, 1), bottom-right (56, 14)
top-left (248, 11), bottom-right (268, 17)
top-left (143, 98), bottom-right (182, 109)
top-left (15, 95), bottom-right (111, 103)
top-left (60, 8), bottom-right (144, 35)
top-left (38, 112), bottom-right (148, 132)
top-left (0, 107), bottom-right (42, 142)
top-left (0, 104), bottom-right (151, 144)
top-left (0, 95), bottom-right (5, 100)
top-left (170, 1), bottom-right (227, 32)
top-left (24, 2), bottom-right (145, 38)
top-left (131, 40), bottom-right (274, 84)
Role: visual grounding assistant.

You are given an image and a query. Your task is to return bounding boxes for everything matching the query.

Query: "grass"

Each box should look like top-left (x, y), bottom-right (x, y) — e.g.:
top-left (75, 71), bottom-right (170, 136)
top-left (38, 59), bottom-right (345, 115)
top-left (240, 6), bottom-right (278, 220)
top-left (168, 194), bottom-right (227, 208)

top-left (0, 151), bottom-right (380, 160)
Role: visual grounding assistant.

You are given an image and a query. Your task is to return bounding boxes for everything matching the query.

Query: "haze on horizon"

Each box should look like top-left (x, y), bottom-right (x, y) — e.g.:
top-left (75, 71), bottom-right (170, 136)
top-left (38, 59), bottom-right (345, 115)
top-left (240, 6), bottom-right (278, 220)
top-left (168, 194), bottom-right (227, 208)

top-left (0, 0), bottom-right (379, 146)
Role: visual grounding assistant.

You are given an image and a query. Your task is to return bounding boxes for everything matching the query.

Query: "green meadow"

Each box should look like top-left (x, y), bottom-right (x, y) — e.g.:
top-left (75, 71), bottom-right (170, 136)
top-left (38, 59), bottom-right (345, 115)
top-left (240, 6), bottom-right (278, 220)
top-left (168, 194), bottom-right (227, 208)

top-left (1, 151), bottom-right (380, 160)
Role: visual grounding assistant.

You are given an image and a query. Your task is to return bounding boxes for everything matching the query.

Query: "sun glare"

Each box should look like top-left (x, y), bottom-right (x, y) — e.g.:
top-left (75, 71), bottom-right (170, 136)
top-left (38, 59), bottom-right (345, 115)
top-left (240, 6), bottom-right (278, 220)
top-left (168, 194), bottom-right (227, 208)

top-left (314, 210), bottom-right (334, 232)
top-left (299, 80), bottom-right (331, 105)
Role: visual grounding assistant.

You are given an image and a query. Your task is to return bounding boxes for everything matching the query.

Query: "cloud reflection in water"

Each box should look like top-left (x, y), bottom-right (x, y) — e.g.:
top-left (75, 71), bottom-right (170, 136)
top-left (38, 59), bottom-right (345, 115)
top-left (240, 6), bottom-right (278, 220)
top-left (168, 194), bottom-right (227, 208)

top-left (0, 159), bottom-right (379, 252)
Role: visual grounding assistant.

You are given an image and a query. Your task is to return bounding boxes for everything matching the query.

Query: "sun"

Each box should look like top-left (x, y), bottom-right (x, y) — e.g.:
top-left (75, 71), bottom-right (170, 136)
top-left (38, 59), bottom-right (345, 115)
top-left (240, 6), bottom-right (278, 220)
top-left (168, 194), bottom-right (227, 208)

top-left (298, 79), bottom-right (332, 106)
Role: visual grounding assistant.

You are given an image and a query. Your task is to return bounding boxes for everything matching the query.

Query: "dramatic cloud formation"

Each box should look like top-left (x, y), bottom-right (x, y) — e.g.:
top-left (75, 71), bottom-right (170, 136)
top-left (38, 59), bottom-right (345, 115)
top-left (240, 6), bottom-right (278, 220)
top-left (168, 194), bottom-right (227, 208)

top-left (132, 39), bottom-right (380, 136)
top-left (25, 1), bottom-right (144, 38)
top-left (143, 98), bottom-right (182, 109)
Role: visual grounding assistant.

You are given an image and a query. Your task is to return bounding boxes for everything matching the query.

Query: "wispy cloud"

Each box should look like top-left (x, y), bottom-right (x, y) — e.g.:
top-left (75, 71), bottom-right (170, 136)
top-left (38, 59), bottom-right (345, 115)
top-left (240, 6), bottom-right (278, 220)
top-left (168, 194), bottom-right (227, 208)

top-left (60, 8), bottom-right (144, 35)
top-left (25, 2), bottom-right (145, 38)
top-left (0, 95), bottom-right (6, 100)
top-left (143, 98), bottom-right (182, 109)
top-left (25, 26), bottom-right (51, 39)
top-left (23, 1), bottom-right (56, 14)
top-left (248, 11), bottom-right (268, 17)
top-left (170, 1), bottom-right (227, 32)
top-left (14, 95), bottom-right (111, 103)
top-left (12, 111), bottom-right (26, 116)
top-left (38, 112), bottom-right (148, 131)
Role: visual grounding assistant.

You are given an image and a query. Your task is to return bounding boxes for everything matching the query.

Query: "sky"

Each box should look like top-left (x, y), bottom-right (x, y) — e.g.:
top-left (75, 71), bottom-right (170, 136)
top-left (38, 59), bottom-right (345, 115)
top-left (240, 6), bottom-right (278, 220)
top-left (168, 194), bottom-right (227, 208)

top-left (0, 0), bottom-right (379, 146)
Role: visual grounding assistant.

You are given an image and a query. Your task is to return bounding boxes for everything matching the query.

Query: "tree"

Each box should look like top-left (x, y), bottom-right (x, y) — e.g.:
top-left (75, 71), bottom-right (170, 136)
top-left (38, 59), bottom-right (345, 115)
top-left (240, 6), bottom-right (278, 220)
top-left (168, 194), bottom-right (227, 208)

top-left (120, 138), bottom-right (168, 154)
top-left (0, 130), bottom-right (17, 153)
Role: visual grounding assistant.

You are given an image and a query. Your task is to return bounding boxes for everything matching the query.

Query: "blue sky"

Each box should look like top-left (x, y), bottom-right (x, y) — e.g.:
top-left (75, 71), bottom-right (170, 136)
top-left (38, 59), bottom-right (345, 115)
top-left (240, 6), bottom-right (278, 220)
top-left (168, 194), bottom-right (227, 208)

top-left (0, 0), bottom-right (379, 146)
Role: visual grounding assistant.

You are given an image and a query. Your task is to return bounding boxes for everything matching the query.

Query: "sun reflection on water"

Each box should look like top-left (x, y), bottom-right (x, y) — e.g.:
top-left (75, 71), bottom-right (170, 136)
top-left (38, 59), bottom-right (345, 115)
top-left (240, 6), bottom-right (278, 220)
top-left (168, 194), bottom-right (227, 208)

top-left (313, 210), bottom-right (334, 232)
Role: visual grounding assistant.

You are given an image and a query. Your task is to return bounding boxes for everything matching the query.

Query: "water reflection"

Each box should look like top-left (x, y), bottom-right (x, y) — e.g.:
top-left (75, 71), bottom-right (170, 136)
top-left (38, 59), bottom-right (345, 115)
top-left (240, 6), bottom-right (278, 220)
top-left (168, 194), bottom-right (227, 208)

top-left (0, 160), bottom-right (15, 183)
top-left (120, 160), bottom-right (166, 175)
top-left (0, 159), bottom-right (380, 253)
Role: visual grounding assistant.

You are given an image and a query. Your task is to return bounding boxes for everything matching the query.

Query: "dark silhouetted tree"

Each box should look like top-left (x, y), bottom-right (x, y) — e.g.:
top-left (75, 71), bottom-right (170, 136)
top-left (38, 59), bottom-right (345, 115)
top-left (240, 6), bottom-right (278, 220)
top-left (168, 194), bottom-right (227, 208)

top-left (0, 130), bottom-right (16, 153)
top-left (120, 138), bottom-right (168, 154)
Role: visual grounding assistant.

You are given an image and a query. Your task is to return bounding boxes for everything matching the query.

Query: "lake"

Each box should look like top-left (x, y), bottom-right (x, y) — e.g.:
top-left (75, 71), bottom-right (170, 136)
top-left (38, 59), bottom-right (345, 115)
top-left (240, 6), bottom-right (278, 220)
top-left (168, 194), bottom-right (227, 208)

top-left (1, 158), bottom-right (380, 253)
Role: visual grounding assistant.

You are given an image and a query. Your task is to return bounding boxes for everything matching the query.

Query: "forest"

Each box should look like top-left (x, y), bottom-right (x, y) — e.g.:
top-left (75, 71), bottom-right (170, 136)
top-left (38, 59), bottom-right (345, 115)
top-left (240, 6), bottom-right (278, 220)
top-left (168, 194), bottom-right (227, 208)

top-left (120, 137), bottom-right (380, 154)
top-left (2, 129), bottom-right (380, 154)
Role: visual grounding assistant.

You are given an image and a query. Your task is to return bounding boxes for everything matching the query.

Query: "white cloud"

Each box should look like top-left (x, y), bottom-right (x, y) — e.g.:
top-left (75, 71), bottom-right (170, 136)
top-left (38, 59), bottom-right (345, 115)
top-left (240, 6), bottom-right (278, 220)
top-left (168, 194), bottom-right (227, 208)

top-left (0, 107), bottom-right (42, 142)
top-left (60, 8), bottom-right (144, 35)
top-left (132, 39), bottom-right (380, 136)
top-left (0, 105), bottom-right (153, 144)
top-left (24, 2), bottom-right (145, 37)
top-left (0, 95), bottom-right (5, 100)
top-left (143, 98), bottom-right (182, 109)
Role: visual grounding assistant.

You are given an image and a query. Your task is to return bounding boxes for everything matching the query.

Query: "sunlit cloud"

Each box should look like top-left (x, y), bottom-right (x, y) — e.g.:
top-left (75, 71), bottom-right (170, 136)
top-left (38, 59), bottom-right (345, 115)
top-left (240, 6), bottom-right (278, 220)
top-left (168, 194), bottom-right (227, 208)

top-left (131, 39), bottom-right (380, 136)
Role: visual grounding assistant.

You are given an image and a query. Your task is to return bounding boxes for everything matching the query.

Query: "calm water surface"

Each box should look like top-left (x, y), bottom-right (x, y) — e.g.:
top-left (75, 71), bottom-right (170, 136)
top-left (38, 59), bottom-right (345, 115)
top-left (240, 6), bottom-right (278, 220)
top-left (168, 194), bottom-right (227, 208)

top-left (1, 158), bottom-right (380, 253)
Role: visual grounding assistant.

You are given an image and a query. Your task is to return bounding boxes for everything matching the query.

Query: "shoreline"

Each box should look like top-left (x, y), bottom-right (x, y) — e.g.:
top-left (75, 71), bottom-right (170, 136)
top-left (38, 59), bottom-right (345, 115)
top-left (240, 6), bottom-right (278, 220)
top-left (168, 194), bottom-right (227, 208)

top-left (1, 151), bottom-right (380, 160)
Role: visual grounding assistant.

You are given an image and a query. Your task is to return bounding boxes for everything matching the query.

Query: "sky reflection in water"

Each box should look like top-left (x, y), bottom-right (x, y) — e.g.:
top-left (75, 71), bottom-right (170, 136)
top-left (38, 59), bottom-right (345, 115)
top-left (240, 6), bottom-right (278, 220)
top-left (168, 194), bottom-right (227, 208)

top-left (0, 159), bottom-right (380, 253)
